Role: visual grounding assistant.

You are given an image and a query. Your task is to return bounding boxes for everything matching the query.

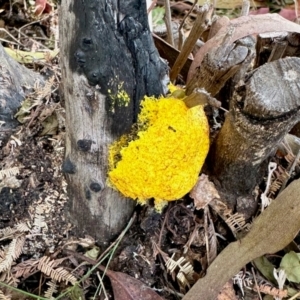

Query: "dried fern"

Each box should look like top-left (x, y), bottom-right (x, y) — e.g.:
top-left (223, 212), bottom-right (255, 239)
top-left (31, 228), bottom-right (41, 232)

top-left (0, 236), bottom-right (26, 273)
top-left (0, 228), bottom-right (17, 241)
top-left (33, 214), bottom-right (47, 231)
top-left (30, 77), bottom-right (55, 108)
top-left (0, 290), bottom-right (11, 300)
top-left (12, 258), bottom-right (39, 279)
top-left (0, 223), bottom-right (30, 241)
top-left (0, 167), bottom-right (19, 180)
top-left (268, 166), bottom-right (290, 196)
top-left (15, 223), bottom-right (30, 233)
top-left (38, 256), bottom-right (77, 285)
top-left (166, 254), bottom-right (194, 288)
top-left (44, 279), bottom-right (58, 299)
top-left (31, 203), bottom-right (52, 233)
top-left (225, 213), bottom-right (247, 235)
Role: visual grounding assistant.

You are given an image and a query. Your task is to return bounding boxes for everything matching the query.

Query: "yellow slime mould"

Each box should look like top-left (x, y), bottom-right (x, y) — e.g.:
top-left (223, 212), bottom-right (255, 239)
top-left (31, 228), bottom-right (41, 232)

top-left (108, 93), bottom-right (209, 211)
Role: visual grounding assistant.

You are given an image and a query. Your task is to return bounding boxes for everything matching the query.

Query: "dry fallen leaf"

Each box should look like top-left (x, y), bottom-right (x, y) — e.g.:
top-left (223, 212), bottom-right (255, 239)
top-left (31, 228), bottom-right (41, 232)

top-left (105, 269), bottom-right (164, 300)
top-left (35, 0), bottom-right (52, 16)
top-left (189, 174), bottom-right (220, 210)
top-left (217, 280), bottom-right (238, 300)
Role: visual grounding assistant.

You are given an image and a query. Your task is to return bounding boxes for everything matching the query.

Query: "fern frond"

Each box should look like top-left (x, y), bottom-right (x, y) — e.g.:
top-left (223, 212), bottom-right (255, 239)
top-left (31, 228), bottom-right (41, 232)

top-left (0, 271), bottom-right (20, 290)
top-left (0, 236), bottom-right (26, 273)
top-left (15, 223), bottom-right (30, 233)
top-left (0, 290), bottom-right (11, 300)
top-left (0, 223), bottom-right (29, 241)
top-left (44, 279), bottom-right (58, 299)
top-left (225, 213), bottom-right (247, 234)
top-left (12, 258), bottom-right (39, 279)
top-left (33, 214), bottom-right (47, 230)
top-left (33, 76), bottom-right (55, 105)
top-left (0, 228), bottom-right (17, 241)
top-left (268, 167), bottom-right (290, 196)
top-left (38, 256), bottom-right (77, 285)
top-left (166, 254), bottom-right (194, 287)
top-left (0, 167), bottom-right (19, 180)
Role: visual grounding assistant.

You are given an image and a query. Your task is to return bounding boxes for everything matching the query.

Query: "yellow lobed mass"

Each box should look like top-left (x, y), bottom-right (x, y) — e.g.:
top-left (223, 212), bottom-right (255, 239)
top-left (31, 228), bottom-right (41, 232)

top-left (108, 95), bottom-right (209, 211)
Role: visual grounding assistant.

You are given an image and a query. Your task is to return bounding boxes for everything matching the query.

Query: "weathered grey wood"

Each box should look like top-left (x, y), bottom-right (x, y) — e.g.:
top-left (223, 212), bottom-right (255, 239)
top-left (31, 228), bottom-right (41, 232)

top-left (255, 31), bottom-right (300, 67)
top-left (169, 4), bottom-right (213, 82)
top-left (185, 33), bottom-right (254, 96)
top-left (59, 0), bottom-right (168, 245)
top-left (208, 57), bottom-right (300, 207)
top-left (255, 32), bottom-right (288, 67)
top-left (0, 44), bottom-right (43, 144)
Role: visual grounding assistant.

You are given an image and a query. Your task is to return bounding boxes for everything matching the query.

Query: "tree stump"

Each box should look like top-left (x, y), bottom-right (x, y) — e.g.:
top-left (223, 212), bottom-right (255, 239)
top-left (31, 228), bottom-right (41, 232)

top-left (0, 44), bottom-right (43, 144)
top-left (208, 57), bottom-right (300, 208)
top-left (59, 0), bottom-right (168, 245)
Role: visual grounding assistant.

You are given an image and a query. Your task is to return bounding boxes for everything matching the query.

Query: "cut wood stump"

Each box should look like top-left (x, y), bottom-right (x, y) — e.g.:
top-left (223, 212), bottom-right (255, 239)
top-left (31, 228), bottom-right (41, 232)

top-left (208, 57), bottom-right (300, 209)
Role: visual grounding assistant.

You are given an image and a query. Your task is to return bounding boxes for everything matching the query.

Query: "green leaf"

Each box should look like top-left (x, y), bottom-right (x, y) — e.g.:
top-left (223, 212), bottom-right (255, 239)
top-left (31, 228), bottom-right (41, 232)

top-left (253, 256), bottom-right (277, 284)
top-left (14, 98), bottom-right (32, 123)
top-left (152, 7), bottom-right (165, 27)
top-left (41, 114), bottom-right (58, 136)
top-left (280, 251), bottom-right (300, 283)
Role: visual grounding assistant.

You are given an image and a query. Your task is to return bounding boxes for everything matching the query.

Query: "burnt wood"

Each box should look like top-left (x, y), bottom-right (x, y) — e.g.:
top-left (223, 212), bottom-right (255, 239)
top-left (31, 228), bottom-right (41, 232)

top-left (59, 0), bottom-right (168, 244)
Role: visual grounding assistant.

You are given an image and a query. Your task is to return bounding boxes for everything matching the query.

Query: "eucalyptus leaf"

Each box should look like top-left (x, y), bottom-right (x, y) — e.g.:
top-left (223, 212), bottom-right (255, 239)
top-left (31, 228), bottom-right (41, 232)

top-left (253, 256), bottom-right (276, 284)
top-left (280, 251), bottom-right (300, 283)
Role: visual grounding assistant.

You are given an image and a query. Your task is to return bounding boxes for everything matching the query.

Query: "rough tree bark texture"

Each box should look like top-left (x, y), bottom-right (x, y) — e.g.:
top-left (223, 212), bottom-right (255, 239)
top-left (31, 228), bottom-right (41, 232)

top-left (0, 44), bottom-right (43, 144)
top-left (59, 0), bottom-right (168, 245)
top-left (208, 57), bottom-right (300, 208)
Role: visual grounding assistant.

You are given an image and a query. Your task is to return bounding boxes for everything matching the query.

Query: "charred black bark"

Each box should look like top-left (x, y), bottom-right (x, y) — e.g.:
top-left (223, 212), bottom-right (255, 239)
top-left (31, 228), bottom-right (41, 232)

top-left (69, 0), bottom-right (168, 135)
top-left (59, 0), bottom-right (168, 245)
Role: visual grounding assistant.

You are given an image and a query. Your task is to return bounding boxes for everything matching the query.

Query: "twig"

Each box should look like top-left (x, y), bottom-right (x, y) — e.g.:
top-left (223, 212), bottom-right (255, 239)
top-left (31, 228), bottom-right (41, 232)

top-left (288, 291), bottom-right (300, 300)
top-left (96, 271), bottom-right (109, 300)
top-left (252, 267), bottom-right (263, 300)
top-left (170, 4), bottom-right (214, 81)
top-left (164, 0), bottom-right (174, 46)
top-left (147, 0), bottom-right (157, 13)
top-left (18, 15), bottom-right (52, 47)
top-left (14, 28), bottom-right (52, 51)
top-left (240, 0), bottom-right (250, 16)
top-left (158, 209), bottom-right (168, 248)
top-left (184, 88), bottom-right (223, 110)
top-left (0, 129), bottom-right (16, 132)
top-left (294, 0), bottom-right (298, 19)
top-left (177, 0), bottom-right (198, 50)
top-left (204, 206), bottom-right (210, 266)
top-left (0, 28), bottom-right (24, 46)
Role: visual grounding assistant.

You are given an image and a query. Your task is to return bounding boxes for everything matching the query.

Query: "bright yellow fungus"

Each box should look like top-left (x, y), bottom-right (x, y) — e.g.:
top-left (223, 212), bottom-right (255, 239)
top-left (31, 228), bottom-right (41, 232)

top-left (108, 94), bottom-right (209, 211)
